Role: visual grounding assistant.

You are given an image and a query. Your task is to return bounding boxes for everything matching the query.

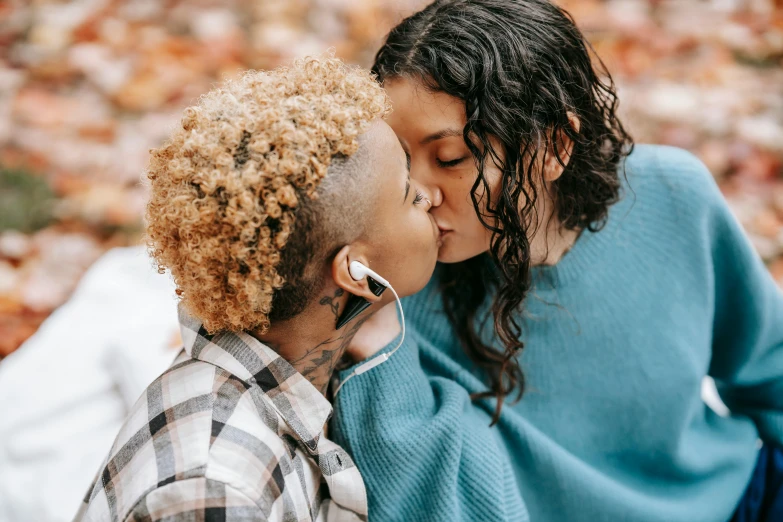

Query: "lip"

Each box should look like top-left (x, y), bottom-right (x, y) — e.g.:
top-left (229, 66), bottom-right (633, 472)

top-left (429, 219), bottom-right (446, 248)
top-left (436, 225), bottom-right (452, 247)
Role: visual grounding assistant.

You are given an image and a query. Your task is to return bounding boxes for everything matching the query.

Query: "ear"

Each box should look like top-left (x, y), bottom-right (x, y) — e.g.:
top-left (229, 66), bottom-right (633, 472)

top-left (331, 245), bottom-right (384, 303)
top-left (543, 111), bottom-right (581, 182)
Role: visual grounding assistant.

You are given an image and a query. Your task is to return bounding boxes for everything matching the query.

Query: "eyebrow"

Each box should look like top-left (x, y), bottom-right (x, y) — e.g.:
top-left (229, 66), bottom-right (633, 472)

top-left (420, 128), bottom-right (463, 145)
top-left (399, 136), bottom-right (412, 204)
top-left (398, 136), bottom-right (412, 172)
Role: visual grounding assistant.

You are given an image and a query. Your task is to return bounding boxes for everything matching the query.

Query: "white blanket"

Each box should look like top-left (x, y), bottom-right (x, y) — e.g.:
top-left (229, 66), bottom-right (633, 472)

top-left (0, 246), bottom-right (180, 522)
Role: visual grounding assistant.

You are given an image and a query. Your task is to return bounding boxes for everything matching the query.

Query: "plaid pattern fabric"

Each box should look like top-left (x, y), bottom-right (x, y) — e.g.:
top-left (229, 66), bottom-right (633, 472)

top-left (75, 305), bottom-right (367, 522)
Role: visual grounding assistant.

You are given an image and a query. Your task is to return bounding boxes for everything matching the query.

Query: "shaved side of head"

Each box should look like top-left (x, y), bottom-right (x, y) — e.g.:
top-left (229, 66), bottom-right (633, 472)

top-left (269, 126), bottom-right (383, 322)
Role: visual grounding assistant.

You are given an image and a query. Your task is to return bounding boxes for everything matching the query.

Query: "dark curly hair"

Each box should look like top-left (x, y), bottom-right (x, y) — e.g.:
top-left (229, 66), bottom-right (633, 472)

top-left (373, 0), bottom-right (634, 424)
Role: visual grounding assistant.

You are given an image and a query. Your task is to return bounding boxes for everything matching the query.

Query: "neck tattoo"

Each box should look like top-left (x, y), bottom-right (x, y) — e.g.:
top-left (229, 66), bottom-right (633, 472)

top-left (319, 288), bottom-right (344, 322)
top-left (290, 289), bottom-right (367, 395)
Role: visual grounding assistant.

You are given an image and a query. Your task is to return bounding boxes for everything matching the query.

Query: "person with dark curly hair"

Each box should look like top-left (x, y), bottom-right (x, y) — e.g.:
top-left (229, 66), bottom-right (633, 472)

top-left (329, 1), bottom-right (783, 521)
top-left (75, 55), bottom-right (440, 522)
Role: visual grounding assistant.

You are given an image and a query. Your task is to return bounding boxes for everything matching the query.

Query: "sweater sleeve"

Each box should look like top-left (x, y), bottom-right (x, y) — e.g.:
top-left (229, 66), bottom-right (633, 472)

top-left (330, 331), bottom-right (529, 522)
top-left (703, 173), bottom-right (783, 444)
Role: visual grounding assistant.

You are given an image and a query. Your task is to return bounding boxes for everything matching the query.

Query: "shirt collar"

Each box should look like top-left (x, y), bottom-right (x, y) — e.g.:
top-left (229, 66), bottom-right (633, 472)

top-left (177, 304), bottom-right (332, 453)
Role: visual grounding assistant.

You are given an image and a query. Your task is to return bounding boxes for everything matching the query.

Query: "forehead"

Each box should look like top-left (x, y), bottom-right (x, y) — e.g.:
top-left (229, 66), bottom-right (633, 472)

top-left (356, 119), bottom-right (405, 189)
top-left (361, 118), bottom-right (398, 150)
top-left (384, 78), bottom-right (466, 134)
top-left (359, 119), bottom-right (402, 168)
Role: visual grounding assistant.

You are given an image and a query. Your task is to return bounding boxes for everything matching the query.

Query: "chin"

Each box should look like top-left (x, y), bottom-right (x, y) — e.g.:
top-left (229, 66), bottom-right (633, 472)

top-left (401, 256), bottom-right (439, 297)
top-left (437, 249), bottom-right (465, 264)
top-left (436, 240), bottom-right (465, 263)
top-left (405, 275), bottom-right (433, 298)
top-left (437, 241), bottom-right (487, 264)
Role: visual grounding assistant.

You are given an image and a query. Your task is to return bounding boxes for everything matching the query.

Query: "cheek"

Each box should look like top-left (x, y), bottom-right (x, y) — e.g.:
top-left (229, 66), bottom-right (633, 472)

top-left (396, 214), bottom-right (437, 259)
top-left (445, 177), bottom-right (490, 236)
top-left (416, 217), bottom-right (439, 265)
top-left (390, 215), bottom-right (439, 293)
top-left (441, 175), bottom-right (476, 215)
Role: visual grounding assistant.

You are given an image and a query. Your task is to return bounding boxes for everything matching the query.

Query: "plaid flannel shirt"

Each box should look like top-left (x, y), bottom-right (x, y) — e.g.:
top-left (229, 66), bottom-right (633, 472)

top-left (75, 305), bottom-right (367, 522)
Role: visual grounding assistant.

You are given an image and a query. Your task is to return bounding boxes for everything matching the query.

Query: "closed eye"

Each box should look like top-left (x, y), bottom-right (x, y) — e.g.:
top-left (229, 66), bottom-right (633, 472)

top-left (436, 157), bottom-right (467, 168)
top-left (413, 190), bottom-right (425, 205)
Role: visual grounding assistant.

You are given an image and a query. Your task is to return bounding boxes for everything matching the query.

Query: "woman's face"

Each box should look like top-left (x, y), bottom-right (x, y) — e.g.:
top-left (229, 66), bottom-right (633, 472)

top-left (384, 78), bottom-right (501, 264)
top-left (362, 119), bottom-right (441, 297)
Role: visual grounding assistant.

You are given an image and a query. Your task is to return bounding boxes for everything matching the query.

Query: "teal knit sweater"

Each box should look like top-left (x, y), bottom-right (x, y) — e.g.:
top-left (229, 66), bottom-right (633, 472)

top-left (330, 145), bottom-right (783, 522)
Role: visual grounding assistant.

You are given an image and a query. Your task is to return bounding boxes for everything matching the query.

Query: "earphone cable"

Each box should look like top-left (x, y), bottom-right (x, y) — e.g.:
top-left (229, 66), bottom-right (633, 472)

top-left (332, 284), bottom-right (404, 398)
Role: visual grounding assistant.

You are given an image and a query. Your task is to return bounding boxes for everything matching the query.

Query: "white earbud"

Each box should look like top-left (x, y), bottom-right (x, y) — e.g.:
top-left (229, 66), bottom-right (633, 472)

top-left (349, 260), bottom-right (389, 287)
top-left (333, 261), bottom-right (405, 398)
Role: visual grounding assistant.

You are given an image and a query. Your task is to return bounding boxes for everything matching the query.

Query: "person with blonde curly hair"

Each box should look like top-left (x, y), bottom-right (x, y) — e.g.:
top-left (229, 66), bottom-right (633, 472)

top-left (75, 55), bottom-right (440, 522)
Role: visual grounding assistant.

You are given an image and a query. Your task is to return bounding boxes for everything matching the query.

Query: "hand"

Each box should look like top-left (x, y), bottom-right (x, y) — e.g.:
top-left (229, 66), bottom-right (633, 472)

top-left (345, 302), bottom-right (401, 362)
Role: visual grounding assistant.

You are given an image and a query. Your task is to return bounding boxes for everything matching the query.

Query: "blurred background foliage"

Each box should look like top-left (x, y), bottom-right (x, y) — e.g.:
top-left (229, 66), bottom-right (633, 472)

top-left (0, 0), bottom-right (781, 357)
top-left (0, 167), bottom-right (56, 233)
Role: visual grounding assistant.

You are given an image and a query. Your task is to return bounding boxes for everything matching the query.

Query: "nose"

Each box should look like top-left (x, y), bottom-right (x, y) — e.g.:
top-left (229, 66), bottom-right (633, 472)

top-left (417, 181), bottom-right (443, 209)
top-left (415, 182), bottom-right (433, 211)
top-left (409, 159), bottom-right (443, 208)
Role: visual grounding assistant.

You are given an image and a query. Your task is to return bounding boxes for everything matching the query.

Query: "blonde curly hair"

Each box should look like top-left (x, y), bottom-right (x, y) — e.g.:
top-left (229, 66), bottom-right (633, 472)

top-left (146, 56), bottom-right (391, 333)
